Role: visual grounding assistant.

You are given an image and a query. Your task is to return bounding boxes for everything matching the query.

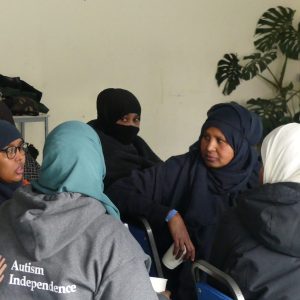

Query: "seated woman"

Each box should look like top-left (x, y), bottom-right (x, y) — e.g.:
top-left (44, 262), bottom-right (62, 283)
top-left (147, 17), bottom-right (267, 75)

top-left (106, 102), bottom-right (262, 300)
top-left (88, 88), bottom-right (162, 188)
top-left (0, 120), bottom-right (27, 205)
top-left (210, 123), bottom-right (300, 300)
top-left (0, 101), bottom-right (40, 180)
top-left (0, 121), bottom-right (169, 300)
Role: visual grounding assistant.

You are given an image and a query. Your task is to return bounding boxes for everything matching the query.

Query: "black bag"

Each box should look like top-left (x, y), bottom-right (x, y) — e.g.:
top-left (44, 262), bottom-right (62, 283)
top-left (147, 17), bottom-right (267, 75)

top-left (3, 96), bottom-right (39, 116)
top-left (0, 74), bottom-right (49, 115)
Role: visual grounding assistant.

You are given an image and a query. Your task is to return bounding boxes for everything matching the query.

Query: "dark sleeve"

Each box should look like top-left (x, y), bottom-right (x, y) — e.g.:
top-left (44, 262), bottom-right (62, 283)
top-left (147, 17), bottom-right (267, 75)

top-left (106, 154), bottom-right (186, 227)
top-left (133, 136), bottom-right (162, 163)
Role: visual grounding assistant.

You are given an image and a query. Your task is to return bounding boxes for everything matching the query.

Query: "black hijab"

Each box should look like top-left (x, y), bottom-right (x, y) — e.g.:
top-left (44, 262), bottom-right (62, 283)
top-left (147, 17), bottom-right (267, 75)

top-left (96, 88), bottom-right (141, 144)
top-left (0, 119), bottom-right (23, 205)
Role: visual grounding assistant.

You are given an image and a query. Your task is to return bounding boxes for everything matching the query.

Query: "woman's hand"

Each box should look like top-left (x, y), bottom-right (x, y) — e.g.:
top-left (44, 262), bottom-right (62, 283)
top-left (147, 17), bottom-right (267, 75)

top-left (160, 290), bottom-right (171, 299)
top-left (167, 213), bottom-right (195, 261)
top-left (0, 255), bottom-right (7, 283)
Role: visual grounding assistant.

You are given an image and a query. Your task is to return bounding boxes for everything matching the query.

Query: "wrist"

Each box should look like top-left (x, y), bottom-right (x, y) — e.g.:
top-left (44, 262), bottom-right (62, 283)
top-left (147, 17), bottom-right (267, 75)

top-left (165, 209), bottom-right (178, 222)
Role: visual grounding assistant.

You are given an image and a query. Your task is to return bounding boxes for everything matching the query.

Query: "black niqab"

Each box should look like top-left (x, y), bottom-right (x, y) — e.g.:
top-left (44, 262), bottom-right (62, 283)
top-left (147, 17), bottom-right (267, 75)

top-left (96, 88), bottom-right (141, 142)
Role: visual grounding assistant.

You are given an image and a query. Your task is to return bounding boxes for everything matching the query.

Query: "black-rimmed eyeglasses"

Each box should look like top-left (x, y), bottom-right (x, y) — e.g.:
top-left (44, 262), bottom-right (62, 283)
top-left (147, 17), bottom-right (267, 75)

top-left (0, 142), bottom-right (29, 159)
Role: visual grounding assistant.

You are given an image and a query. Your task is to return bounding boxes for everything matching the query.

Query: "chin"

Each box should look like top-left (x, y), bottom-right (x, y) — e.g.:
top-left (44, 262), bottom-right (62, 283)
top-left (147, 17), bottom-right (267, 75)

top-left (206, 162), bottom-right (225, 169)
top-left (204, 160), bottom-right (218, 168)
top-left (13, 176), bottom-right (23, 183)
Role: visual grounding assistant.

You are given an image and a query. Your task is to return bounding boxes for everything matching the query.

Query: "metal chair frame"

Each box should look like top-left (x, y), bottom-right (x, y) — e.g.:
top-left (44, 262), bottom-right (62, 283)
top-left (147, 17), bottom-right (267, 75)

top-left (192, 260), bottom-right (245, 300)
top-left (125, 216), bottom-right (164, 278)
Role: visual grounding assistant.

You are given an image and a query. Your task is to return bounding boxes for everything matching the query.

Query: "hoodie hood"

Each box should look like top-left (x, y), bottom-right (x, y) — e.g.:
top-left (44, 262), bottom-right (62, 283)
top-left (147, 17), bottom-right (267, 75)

top-left (237, 182), bottom-right (300, 257)
top-left (9, 185), bottom-right (106, 261)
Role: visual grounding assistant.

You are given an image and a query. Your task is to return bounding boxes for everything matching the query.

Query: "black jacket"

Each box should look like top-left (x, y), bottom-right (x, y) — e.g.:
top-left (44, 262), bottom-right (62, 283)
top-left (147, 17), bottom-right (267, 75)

top-left (211, 182), bottom-right (300, 300)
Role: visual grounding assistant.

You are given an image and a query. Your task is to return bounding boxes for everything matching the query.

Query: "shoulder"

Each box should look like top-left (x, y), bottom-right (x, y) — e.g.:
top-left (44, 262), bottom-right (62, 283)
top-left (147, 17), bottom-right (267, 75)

top-left (164, 150), bottom-right (200, 168)
top-left (87, 119), bottom-right (97, 128)
top-left (87, 215), bottom-right (148, 269)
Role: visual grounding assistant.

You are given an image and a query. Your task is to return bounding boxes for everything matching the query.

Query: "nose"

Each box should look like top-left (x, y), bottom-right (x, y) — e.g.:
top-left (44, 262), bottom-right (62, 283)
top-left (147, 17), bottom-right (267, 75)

top-left (206, 139), bottom-right (217, 152)
top-left (127, 120), bottom-right (136, 126)
top-left (14, 148), bottom-right (25, 162)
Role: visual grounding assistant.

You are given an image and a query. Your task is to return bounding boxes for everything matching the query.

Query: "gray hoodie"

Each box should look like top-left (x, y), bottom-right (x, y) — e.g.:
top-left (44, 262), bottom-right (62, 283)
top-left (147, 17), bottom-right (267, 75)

top-left (0, 185), bottom-right (165, 300)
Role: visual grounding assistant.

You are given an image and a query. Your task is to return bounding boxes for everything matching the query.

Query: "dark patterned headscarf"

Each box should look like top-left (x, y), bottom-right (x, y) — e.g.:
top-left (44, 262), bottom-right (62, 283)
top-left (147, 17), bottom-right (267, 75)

top-left (0, 120), bottom-right (21, 150)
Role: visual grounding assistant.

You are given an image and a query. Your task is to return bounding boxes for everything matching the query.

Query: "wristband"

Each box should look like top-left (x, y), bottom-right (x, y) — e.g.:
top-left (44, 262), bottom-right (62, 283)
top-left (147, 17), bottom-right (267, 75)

top-left (165, 209), bottom-right (178, 222)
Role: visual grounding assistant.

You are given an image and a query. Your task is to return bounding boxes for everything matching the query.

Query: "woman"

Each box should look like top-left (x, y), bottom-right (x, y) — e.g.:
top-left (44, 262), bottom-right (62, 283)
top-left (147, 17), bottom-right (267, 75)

top-left (211, 123), bottom-right (300, 300)
top-left (106, 102), bottom-right (262, 300)
top-left (0, 119), bottom-right (27, 205)
top-left (0, 121), bottom-right (169, 299)
top-left (88, 88), bottom-right (162, 188)
top-left (0, 101), bottom-right (40, 180)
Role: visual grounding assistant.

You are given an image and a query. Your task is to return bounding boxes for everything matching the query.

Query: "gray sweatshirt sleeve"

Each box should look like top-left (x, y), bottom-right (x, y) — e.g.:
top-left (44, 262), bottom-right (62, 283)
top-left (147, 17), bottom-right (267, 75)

top-left (95, 257), bottom-right (162, 300)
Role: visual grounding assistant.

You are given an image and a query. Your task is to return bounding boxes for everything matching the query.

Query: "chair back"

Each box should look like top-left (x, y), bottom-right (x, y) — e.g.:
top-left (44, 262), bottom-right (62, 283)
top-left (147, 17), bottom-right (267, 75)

top-left (125, 216), bottom-right (164, 278)
top-left (192, 260), bottom-right (244, 300)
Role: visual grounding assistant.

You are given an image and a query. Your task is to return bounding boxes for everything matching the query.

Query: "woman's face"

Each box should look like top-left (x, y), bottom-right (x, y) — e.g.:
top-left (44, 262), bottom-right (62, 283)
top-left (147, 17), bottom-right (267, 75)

top-left (200, 127), bottom-right (234, 168)
top-left (0, 138), bottom-right (25, 183)
top-left (116, 113), bottom-right (140, 128)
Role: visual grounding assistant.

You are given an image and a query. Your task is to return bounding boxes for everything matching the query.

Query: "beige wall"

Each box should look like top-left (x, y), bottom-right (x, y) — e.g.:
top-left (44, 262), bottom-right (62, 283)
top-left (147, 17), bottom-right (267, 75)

top-left (1, 0), bottom-right (299, 162)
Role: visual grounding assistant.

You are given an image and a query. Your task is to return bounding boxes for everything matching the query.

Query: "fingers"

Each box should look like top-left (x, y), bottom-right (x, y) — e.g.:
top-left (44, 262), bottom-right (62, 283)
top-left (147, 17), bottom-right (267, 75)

top-left (0, 256), bottom-right (7, 283)
top-left (0, 256), bottom-right (6, 269)
top-left (160, 290), bottom-right (171, 299)
top-left (167, 213), bottom-right (195, 262)
top-left (183, 239), bottom-right (195, 261)
top-left (171, 230), bottom-right (195, 261)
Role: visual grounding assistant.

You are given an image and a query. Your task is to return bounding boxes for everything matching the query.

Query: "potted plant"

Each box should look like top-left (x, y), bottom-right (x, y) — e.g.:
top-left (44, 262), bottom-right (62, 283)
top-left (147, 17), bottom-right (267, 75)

top-left (215, 6), bottom-right (300, 137)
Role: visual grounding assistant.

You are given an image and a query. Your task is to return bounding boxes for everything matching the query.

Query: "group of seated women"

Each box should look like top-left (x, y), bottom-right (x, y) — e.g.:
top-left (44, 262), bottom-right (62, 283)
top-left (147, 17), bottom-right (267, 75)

top-left (0, 89), bottom-right (298, 300)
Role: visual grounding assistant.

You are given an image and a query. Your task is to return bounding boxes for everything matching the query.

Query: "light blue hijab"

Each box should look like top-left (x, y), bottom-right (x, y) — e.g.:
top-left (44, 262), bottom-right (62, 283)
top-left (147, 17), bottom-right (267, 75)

top-left (32, 121), bottom-right (120, 219)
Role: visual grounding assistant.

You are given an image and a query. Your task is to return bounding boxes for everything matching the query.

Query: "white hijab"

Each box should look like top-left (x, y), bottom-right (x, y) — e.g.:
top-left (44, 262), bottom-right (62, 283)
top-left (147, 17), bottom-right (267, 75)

top-left (261, 123), bottom-right (300, 184)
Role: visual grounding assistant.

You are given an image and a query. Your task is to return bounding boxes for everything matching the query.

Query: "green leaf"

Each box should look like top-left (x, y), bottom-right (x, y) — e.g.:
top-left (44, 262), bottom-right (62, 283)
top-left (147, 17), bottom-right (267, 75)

top-left (215, 53), bottom-right (242, 95)
top-left (254, 6), bottom-right (295, 52)
top-left (279, 25), bottom-right (300, 59)
top-left (241, 51), bottom-right (277, 80)
top-left (246, 97), bottom-right (292, 136)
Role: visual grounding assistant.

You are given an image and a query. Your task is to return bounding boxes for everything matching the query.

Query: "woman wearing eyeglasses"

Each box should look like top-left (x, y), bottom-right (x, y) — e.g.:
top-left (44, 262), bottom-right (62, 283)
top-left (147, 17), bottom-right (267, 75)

top-left (0, 119), bottom-right (28, 205)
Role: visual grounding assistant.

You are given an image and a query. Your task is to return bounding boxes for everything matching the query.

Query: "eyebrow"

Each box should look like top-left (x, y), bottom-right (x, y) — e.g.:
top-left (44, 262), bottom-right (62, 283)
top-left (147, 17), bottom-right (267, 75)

top-left (7, 140), bottom-right (23, 147)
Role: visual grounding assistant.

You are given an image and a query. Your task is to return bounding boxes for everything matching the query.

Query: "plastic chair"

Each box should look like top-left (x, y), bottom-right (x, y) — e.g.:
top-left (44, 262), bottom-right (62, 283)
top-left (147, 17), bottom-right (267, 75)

top-left (125, 216), bottom-right (164, 278)
top-left (192, 260), bottom-right (245, 300)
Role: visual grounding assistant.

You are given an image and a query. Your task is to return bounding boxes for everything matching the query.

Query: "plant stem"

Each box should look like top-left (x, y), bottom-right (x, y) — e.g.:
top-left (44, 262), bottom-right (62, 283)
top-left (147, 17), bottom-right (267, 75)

top-left (286, 89), bottom-right (300, 103)
top-left (278, 56), bottom-right (288, 90)
top-left (265, 66), bottom-right (280, 87)
top-left (257, 74), bottom-right (278, 89)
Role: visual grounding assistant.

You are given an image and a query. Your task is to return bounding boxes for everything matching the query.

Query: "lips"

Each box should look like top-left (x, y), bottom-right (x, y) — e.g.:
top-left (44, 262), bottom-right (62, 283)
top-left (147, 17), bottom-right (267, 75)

top-left (15, 165), bottom-right (24, 175)
top-left (204, 154), bottom-right (218, 162)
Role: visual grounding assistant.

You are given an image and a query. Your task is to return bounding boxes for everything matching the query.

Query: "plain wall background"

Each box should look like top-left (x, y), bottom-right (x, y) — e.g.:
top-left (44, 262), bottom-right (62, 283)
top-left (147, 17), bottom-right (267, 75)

top-left (1, 0), bottom-right (299, 162)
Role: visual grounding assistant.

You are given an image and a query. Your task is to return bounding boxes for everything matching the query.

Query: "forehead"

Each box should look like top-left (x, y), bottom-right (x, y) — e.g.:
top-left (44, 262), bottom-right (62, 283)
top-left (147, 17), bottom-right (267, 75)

top-left (203, 127), bottom-right (226, 138)
top-left (122, 113), bottom-right (140, 118)
top-left (7, 138), bottom-right (23, 147)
